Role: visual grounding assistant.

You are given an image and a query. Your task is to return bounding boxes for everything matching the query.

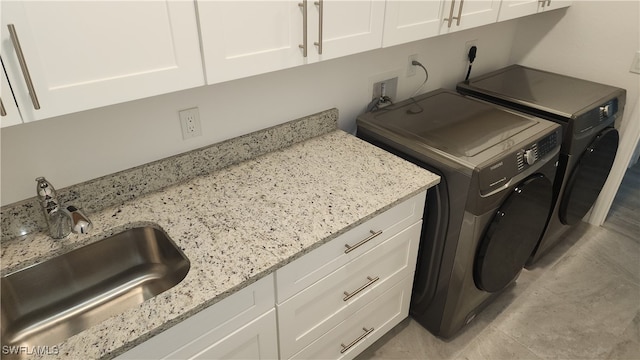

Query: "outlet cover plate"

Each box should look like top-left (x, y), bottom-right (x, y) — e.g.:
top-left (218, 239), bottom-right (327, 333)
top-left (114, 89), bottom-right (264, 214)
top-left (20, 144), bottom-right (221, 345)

top-left (179, 107), bottom-right (202, 139)
top-left (464, 39), bottom-right (478, 62)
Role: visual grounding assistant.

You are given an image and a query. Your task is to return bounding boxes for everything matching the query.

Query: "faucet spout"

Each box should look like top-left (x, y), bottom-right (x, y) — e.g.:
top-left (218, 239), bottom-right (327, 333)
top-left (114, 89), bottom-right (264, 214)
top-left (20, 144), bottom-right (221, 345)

top-left (36, 177), bottom-right (92, 239)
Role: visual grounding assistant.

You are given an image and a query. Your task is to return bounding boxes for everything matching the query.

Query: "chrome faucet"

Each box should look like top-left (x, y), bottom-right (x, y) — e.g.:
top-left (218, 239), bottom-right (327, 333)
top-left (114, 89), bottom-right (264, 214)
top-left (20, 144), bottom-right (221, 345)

top-left (36, 177), bottom-right (92, 239)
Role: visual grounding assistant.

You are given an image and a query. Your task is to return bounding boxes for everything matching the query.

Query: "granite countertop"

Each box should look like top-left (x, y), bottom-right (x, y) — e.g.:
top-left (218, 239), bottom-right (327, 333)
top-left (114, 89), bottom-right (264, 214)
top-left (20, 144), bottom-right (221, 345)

top-left (1, 130), bottom-right (440, 359)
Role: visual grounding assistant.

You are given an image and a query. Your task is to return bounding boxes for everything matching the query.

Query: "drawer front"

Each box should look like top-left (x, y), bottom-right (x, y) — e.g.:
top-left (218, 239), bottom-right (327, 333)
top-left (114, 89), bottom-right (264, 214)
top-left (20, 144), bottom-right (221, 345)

top-left (277, 221), bottom-right (421, 359)
top-left (289, 275), bottom-right (413, 360)
top-left (276, 191), bottom-right (426, 302)
top-left (117, 274), bottom-right (274, 359)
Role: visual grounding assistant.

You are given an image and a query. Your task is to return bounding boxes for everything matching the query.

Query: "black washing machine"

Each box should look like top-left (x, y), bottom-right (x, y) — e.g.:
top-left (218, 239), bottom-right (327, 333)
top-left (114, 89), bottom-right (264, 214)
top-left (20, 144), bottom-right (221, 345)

top-left (457, 65), bottom-right (626, 265)
top-left (356, 89), bottom-right (561, 338)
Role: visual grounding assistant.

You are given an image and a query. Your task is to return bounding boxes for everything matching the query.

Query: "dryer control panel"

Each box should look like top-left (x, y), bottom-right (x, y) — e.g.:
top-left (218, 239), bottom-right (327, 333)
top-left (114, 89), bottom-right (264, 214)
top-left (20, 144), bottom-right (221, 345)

top-left (517, 131), bottom-right (559, 171)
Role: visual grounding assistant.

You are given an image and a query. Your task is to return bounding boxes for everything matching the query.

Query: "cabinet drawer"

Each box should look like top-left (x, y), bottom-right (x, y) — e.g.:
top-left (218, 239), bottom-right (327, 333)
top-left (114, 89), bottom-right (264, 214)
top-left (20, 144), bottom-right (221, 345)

top-left (117, 274), bottom-right (274, 359)
top-left (289, 275), bottom-right (413, 360)
top-left (276, 191), bottom-right (426, 302)
top-left (277, 221), bottom-right (421, 359)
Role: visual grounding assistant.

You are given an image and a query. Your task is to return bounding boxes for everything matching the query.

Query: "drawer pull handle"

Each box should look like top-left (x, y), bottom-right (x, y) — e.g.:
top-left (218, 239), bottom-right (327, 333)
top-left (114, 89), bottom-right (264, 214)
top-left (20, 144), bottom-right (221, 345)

top-left (344, 230), bottom-right (382, 254)
top-left (343, 276), bottom-right (379, 301)
top-left (340, 327), bottom-right (374, 354)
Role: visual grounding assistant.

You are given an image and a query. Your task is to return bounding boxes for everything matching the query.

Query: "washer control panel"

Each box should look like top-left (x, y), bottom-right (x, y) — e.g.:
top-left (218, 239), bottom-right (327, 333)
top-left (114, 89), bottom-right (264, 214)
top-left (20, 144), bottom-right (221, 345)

top-left (479, 127), bottom-right (560, 195)
top-left (517, 131), bottom-right (558, 171)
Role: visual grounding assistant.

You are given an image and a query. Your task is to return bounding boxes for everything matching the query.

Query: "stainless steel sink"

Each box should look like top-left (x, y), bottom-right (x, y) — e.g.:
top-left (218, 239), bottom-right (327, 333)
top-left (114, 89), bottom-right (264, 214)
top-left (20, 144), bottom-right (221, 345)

top-left (1, 226), bottom-right (190, 351)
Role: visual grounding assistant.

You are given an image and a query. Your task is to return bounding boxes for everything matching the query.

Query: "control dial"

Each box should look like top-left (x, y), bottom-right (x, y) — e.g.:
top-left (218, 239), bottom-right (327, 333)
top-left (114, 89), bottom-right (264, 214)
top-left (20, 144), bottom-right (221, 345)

top-left (524, 148), bottom-right (537, 165)
top-left (600, 104), bottom-right (611, 118)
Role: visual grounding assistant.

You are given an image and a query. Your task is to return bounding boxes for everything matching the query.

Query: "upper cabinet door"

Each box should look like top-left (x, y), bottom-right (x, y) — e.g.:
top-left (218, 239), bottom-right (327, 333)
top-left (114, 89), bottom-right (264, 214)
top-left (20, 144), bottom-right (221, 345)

top-left (440, 0), bottom-right (500, 34)
top-left (310, 0), bottom-right (385, 61)
top-left (541, 0), bottom-right (572, 12)
top-left (498, 0), bottom-right (571, 21)
top-left (383, 1), bottom-right (445, 47)
top-left (497, 0), bottom-right (541, 21)
top-left (1, 1), bottom-right (204, 123)
top-left (198, 1), bottom-right (305, 85)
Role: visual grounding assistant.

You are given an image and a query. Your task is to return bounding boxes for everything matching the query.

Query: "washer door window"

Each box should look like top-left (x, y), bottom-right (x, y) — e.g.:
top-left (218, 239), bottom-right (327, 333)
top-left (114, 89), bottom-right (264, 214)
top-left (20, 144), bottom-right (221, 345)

top-left (475, 174), bottom-right (553, 293)
top-left (560, 128), bottom-right (619, 225)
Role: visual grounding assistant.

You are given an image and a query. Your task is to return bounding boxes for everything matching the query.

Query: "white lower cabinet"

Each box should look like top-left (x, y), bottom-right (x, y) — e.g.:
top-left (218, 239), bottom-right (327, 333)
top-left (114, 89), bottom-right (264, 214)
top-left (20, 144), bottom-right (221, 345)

top-left (277, 221), bottom-right (421, 359)
top-left (116, 191), bottom-right (426, 360)
top-left (116, 274), bottom-right (277, 360)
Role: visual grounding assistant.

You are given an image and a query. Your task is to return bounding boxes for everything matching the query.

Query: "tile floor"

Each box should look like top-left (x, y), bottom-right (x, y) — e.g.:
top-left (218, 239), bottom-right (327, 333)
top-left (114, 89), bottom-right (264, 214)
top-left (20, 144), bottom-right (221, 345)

top-left (356, 164), bottom-right (640, 360)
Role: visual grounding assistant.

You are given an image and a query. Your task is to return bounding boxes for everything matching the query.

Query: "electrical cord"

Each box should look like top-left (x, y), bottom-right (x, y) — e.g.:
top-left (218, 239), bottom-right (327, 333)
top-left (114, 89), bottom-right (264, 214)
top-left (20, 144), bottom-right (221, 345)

top-left (405, 60), bottom-right (429, 114)
top-left (410, 60), bottom-right (429, 98)
top-left (465, 45), bottom-right (477, 81)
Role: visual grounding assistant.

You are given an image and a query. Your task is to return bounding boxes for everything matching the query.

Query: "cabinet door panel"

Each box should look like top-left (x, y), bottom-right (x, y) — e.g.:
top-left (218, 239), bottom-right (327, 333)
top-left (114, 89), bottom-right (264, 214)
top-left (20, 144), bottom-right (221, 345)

top-left (191, 309), bottom-right (279, 360)
top-left (383, 1), bottom-right (445, 47)
top-left (440, 0), bottom-right (500, 33)
top-left (312, 0), bottom-right (385, 61)
top-left (498, 0), bottom-right (541, 21)
top-left (543, 0), bottom-right (572, 12)
top-left (198, 1), bottom-right (305, 84)
top-left (1, 1), bottom-right (203, 123)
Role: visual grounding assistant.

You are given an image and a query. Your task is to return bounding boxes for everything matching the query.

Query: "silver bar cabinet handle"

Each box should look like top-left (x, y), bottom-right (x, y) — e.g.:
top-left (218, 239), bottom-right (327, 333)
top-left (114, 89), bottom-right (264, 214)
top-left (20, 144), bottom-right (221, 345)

top-left (539, 0), bottom-right (546, 7)
top-left (547, 0), bottom-right (552, 6)
top-left (343, 276), bottom-right (379, 301)
top-left (340, 327), bottom-right (374, 354)
top-left (7, 24), bottom-right (40, 110)
top-left (0, 98), bottom-right (6, 116)
top-left (445, 0), bottom-right (456, 28)
top-left (344, 230), bottom-right (382, 254)
top-left (298, 1), bottom-right (308, 57)
top-left (453, 0), bottom-right (464, 26)
top-left (314, 0), bottom-right (323, 54)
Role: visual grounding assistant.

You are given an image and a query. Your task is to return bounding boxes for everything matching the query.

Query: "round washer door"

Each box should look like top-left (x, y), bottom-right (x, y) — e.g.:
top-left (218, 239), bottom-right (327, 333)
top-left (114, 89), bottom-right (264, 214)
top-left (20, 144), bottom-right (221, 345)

top-left (560, 128), bottom-right (619, 225)
top-left (475, 173), bottom-right (553, 293)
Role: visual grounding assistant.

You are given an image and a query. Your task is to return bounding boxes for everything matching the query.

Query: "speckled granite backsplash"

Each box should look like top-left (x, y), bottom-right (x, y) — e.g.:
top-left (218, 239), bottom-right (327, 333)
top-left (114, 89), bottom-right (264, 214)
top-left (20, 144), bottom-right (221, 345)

top-left (1, 109), bottom-right (338, 239)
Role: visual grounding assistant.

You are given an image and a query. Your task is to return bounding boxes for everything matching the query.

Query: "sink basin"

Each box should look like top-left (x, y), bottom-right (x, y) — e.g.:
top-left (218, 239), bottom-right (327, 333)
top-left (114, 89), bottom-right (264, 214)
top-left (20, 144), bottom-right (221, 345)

top-left (1, 226), bottom-right (190, 351)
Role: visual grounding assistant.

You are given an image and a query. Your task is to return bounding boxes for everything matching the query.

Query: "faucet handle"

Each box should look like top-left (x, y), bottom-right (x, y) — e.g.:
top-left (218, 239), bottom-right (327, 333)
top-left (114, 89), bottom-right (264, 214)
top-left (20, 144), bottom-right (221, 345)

top-left (65, 205), bottom-right (92, 234)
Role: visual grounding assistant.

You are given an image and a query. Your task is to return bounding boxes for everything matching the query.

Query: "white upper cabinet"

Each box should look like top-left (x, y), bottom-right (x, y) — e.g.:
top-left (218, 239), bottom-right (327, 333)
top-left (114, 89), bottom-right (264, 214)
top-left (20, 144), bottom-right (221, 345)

top-left (198, 0), bottom-right (385, 85)
top-left (498, 0), bottom-right (572, 21)
top-left (0, 1), bottom-right (204, 123)
top-left (440, 0), bottom-right (501, 34)
top-left (383, 1), bottom-right (446, 47)
top-left (314, 0), bottom-right (386, 61)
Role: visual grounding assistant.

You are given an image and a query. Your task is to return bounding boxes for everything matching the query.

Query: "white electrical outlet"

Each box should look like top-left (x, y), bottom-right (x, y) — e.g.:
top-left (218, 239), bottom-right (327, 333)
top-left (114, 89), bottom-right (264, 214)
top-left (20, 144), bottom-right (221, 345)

top-left (179, 107), bottom-right (202, 139)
